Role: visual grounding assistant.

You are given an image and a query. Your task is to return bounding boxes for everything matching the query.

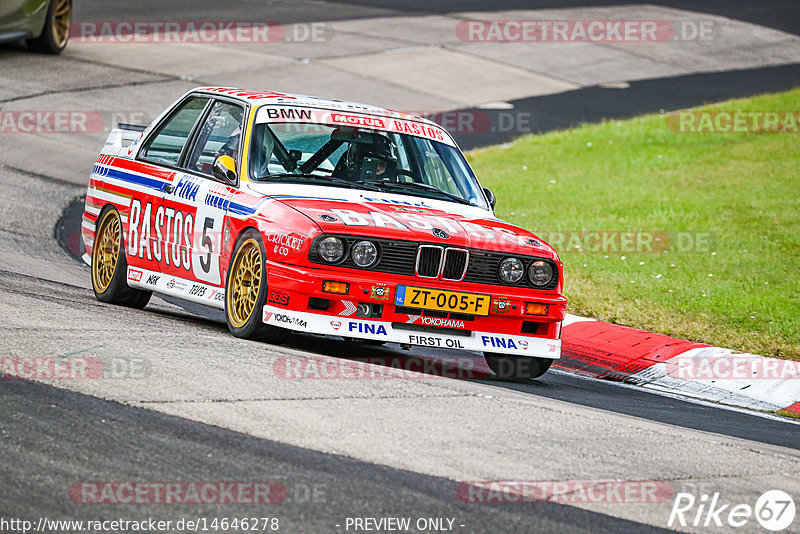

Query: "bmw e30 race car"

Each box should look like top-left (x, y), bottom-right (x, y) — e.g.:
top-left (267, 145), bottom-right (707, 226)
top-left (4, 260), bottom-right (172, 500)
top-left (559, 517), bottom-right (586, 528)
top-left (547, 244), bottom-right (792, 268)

top-left (83, 87), bottom-right (566, 379)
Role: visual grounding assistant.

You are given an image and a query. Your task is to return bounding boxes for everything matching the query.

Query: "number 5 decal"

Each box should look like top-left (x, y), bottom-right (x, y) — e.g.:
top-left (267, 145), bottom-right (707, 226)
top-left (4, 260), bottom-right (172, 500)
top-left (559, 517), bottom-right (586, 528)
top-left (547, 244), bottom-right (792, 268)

top-left (192, 206), bottom-right (223, 285)
top-left (199, 217), bottom-right (214, 273)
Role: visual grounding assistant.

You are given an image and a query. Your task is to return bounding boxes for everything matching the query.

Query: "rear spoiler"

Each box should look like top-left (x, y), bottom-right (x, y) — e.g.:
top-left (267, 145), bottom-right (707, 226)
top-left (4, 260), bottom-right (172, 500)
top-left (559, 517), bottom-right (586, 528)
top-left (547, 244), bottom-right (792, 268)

top-left (118, 122), bottom-right (147, 132)
top-left (102, 123), bottom-right (147, 157)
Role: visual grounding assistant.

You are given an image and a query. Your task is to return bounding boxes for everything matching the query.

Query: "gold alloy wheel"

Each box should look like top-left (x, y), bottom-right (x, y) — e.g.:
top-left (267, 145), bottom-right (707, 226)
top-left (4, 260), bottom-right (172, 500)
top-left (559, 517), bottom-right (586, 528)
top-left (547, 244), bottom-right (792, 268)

top-left (92, 210), bottom-right (121, 294)
top-left (51, 0), bottom-right (71, 49)
top-left (227, 238), bottom-right (263, 328)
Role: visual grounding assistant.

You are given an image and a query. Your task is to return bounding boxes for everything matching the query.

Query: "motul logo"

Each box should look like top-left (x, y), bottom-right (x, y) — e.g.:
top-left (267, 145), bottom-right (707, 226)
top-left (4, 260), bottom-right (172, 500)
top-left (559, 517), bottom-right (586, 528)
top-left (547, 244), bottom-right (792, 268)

top-left (331, 113), bottom-right (385, 129)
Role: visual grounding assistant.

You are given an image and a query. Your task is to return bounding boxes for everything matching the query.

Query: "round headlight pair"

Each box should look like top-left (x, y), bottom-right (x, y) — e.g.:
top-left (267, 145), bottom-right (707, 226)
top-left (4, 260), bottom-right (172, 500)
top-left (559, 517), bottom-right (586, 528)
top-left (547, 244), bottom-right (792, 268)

top-left (498, 257), bottom-right (554, 286)
top-left (317, 237), bottom-right (378, 268)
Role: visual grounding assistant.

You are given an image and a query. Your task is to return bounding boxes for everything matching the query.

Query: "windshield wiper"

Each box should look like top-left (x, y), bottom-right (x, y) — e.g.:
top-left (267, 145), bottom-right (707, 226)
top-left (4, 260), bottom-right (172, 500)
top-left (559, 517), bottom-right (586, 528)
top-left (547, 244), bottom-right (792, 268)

top-left (257, 173), bottom-right (381, 191)
top-left (360, 180), bottom-right (475, 206)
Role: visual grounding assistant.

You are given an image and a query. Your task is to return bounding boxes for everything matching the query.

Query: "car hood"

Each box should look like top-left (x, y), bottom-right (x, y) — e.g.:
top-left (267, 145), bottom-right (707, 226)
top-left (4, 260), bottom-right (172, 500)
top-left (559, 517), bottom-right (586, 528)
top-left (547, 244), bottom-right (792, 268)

top-left (247, 183), bottom-right (557, 259)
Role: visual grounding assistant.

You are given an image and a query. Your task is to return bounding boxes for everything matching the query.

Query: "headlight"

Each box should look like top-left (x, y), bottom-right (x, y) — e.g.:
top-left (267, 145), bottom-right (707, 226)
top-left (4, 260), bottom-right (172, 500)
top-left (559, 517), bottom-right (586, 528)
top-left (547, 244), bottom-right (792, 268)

top-left (318, 237), bottom-right (345, 263)
top-left (528, 260), bottom-right (554, 286)
top-left (498, 257), bottom-right (524, 284)
top-left (351, 240), bottom-right (378, 267)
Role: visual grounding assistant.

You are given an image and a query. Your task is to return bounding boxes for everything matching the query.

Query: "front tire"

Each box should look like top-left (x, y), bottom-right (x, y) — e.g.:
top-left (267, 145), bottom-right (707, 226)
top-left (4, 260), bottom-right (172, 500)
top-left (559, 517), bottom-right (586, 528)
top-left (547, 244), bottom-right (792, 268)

top-left (91, 207), bottom-right (152, 309)
top-left (27, 0), bottom-right (71, 54)
top-left (484, 353), bottom-right (552, 381)
top-left (225, 229), bottom-right (285, 343)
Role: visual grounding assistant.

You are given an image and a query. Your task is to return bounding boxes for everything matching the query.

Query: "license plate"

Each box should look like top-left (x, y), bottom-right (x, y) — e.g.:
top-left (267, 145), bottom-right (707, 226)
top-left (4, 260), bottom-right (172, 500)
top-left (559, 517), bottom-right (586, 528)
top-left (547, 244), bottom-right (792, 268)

top-left (395, 286), bottom-right (491, 316)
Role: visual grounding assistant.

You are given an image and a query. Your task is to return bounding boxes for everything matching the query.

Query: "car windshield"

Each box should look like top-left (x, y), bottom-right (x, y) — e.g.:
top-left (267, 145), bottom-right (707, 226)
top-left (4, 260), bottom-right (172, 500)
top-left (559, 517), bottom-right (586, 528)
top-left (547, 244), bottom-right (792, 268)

top-left (248, 120), bottom-right (488, 209)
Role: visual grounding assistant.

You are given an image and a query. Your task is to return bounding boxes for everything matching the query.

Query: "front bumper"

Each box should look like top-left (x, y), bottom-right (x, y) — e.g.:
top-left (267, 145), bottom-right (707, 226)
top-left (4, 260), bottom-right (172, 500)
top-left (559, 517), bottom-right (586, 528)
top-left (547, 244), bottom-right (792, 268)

top-left (263, 261), bottom-right (566, 359)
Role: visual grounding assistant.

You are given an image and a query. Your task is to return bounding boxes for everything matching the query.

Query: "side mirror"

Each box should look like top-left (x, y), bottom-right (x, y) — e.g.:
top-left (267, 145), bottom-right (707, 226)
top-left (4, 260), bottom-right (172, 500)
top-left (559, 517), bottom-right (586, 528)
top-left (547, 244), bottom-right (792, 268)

top-left (213, 155), bottom-right (238, 184)
top-left (483, 187), bottom-right (496, 210)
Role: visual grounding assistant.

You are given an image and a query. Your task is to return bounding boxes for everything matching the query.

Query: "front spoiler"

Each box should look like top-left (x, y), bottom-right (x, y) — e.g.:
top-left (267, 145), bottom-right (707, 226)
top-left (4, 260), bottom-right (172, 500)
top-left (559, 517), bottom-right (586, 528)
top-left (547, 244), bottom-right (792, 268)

top-left (263, 305), bottom-right (562, 359)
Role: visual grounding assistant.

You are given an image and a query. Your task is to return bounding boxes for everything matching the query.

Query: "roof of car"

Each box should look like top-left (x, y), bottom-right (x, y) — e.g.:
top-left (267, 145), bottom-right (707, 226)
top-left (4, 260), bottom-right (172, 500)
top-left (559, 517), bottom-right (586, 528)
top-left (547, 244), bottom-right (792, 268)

top-left (193, 86), bottom-right (438, 126)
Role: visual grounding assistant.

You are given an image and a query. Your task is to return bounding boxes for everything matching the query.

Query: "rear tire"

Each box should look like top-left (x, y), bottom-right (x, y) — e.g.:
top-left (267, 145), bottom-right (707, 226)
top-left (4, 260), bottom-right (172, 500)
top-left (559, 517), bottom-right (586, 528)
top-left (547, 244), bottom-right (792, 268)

top-left (91, 207), bottom-right (152, 309)
top-left (484, 353), bottom-right (552, 381)
top-left (27, 0), bottom-right (71, 54)
top-left (225, 229), bottom-right (286, 343)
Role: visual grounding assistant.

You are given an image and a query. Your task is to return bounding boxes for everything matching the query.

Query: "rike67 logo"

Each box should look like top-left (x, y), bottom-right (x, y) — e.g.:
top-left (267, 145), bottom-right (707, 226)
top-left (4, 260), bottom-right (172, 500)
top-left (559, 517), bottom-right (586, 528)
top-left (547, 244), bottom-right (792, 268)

top-left (669, 490), bottom-right (796, 531)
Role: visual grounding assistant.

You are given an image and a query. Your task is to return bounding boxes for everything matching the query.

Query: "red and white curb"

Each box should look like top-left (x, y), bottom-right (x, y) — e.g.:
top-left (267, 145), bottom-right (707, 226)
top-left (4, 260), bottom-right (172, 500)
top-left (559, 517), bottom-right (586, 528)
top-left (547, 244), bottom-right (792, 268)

top-left (558, 314), bottom-right (800, 414)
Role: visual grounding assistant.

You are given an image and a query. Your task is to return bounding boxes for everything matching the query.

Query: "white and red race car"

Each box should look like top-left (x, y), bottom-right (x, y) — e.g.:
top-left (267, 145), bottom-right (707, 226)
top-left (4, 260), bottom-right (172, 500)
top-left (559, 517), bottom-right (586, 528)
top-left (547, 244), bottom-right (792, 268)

top-left (83, 87), bottom-right (566, 379)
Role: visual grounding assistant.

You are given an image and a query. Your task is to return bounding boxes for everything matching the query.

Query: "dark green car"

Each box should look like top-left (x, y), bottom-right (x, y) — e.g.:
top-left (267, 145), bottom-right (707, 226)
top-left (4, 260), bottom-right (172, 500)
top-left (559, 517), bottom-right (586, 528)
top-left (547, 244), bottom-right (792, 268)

top-left (0, 0), bottom-right (72, 54)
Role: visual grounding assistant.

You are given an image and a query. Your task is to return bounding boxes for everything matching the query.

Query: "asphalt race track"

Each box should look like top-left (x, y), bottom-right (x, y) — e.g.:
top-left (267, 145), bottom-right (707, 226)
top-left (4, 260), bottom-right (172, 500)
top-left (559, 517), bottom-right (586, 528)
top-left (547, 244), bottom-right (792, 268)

top-left (2, 1), bottom-right (799, 533)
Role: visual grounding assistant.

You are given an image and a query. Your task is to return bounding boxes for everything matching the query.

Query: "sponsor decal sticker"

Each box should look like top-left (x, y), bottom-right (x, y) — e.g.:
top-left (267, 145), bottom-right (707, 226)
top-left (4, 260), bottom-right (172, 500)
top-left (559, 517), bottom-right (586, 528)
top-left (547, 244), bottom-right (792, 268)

top-left (407, 315), bottom-right (467, 329)
top-left (268, 232), bottom-right (306, 256)
top-left (408, 334), bottom-right (465, 349)
top-left (207, 289), bottom-right (225, 302)
top-left (330, 320), bottom-right (342, 331)
top-left (166, 278), bottom-right (188, 291)
top-left (264, 108), bottom-right (313, 121)
top-left (348, 322), bottom-right (388, 336)
top-left (127, 199), bottom-right (194, 273)
top-left (128, 269), bottom-right (143, 282)
top-left (188, 284), bottom-right (206, 297)
top-left (330, 113), bottom-right (385, 129)
top-left (268, 289), bottom-right (290, 306)
top-left (492, 297), bottom-right (512, 314)
top-left (271, 312), bottom-right (308, 329)
top-left (481, 336), bottom-right (527, 350)
top-left (370, 283), bottom-right (390, 301)
top-left (171, 175), bottom-right (200, 201)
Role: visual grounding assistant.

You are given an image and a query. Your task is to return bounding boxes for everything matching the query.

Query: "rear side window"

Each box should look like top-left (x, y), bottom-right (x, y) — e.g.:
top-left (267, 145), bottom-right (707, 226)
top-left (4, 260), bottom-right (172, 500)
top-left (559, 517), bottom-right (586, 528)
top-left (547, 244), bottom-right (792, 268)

top-left (140, 97), bottom-right (208, 166)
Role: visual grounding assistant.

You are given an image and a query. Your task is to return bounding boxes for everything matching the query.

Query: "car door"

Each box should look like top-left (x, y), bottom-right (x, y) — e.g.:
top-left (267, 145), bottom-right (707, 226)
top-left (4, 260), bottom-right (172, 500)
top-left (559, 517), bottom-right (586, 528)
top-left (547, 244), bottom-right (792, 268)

top-left (162, 98), bottom-right (245, 298)
top-left (133, 95), bottom-right (211, 285)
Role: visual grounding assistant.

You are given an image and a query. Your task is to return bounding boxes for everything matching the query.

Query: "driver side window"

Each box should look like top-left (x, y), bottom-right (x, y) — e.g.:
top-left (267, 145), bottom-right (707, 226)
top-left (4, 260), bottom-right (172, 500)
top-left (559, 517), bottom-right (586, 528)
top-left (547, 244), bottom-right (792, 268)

top-left (185, 101), bottom-right (245, 177)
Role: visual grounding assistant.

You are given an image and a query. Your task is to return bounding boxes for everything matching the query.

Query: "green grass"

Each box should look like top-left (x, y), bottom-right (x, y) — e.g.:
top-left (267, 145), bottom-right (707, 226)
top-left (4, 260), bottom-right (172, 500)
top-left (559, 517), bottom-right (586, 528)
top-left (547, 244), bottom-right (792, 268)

top-left (467, 89), bottom-right (800, 360)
